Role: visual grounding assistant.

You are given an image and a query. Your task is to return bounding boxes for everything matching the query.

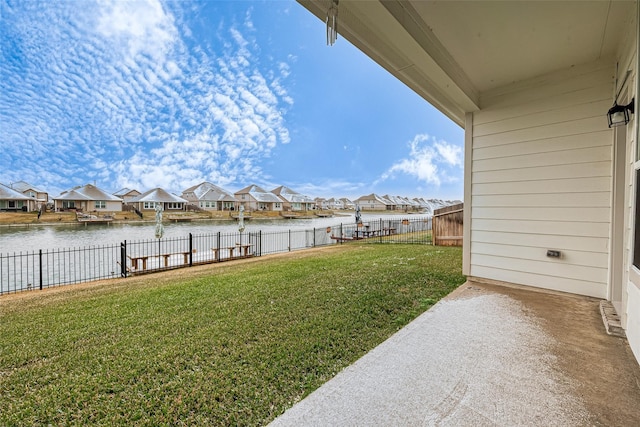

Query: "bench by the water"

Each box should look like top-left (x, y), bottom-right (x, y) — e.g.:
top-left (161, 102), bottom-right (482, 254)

top-left (127, 243), bottom-right (258, 273)
top-left (128, 251), bottom-right (193, 272)
top-left (213, 243), bottom-right (255, 259)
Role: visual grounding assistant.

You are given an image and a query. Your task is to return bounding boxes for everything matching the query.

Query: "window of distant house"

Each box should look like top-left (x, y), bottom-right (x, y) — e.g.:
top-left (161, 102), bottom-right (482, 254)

top-left (143, 202), bottom-right (155, 210)
top-left (95, 201), bottom-right (106, 209)
top-left (275, 203), bottom-right (281, 208)
top-left (167, 203), bottom-right (181, 209)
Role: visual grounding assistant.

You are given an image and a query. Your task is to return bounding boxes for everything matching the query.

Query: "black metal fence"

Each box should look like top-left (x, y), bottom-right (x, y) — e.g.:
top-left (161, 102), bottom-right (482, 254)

top-left (0, 217), bottom-right (432, 295)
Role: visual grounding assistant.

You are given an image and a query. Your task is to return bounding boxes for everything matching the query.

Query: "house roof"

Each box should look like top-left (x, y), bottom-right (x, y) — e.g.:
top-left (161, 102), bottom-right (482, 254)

top-left (54, 184), bottom-right (122, 201)
top-left (10, 181), bottom-right (46, 194)
top-left (297, 0), bottom-right (634, 126)
top-left (183, 182), bottom-right (235, 202)
top-left (113, 188), bottom-right (141, 197)
top-left (0, 183), bottom-right (33, 200)
top-left (131, 188), bottom-right (188, 204)
top-left (383, 195), bottom-right (407, 206)
top-left (236, 184), bottom-right (268, 194)
top-left (355, 193), bottom-right (393, 205)
top-left (236, 185), bottom-right (282, 203)
top-left (271, 186), bottom-right (315, 204)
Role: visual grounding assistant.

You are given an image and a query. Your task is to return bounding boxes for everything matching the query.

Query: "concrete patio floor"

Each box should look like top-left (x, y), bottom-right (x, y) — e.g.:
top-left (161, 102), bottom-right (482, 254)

top-left (270, 281), bottom-right (640, 426)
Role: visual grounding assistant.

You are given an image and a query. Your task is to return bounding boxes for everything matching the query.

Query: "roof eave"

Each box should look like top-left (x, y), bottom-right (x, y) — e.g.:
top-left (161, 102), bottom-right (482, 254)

top-left (297, 0), bottom-right (479, 127)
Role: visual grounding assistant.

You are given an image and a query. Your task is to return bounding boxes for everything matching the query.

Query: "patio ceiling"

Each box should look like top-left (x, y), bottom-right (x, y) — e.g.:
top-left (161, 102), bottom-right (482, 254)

top-left (297, 0), bottom-right (636, 127)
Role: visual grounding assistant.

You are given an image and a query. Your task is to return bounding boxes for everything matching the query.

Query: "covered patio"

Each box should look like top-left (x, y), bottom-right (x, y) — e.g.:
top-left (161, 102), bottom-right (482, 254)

top-left (272, 1), bottom-right (640, 422)
top-left (296, 0), bottom-right (640, 366)
top-left (271, 280), bottom-right (640, 425)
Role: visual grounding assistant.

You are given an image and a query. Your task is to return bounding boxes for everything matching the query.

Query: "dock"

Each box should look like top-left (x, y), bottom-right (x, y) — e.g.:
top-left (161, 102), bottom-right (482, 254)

top-left (76, 212), bottom-right (113, 224)
top-left (167, 216), bottom-right (196, 222)
top-left (230, 215), bottom-right (252, 220)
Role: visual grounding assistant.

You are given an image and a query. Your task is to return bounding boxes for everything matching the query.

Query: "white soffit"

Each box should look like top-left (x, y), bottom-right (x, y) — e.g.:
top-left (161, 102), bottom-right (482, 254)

top-left (414, 1), bottom-right (632, 93)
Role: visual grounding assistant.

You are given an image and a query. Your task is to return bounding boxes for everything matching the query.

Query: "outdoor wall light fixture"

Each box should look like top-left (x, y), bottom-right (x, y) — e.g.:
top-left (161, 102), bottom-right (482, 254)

top-left (608, 66), bottom-right (634, 128)
top-left (608, 98), bottom-right (635, 128)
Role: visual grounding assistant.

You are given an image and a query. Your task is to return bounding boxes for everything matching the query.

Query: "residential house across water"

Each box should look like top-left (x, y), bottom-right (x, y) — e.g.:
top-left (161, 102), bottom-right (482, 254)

top-left (235, 185), bottom-right (283, 212)
top-left (11, 181), bottom-right (48, 210)
top-left (54, 184), bottom-right (123, 212)
top-left (0, 182), bottom-right (37, 212)
top-left (113, 188), bottom-right (141, 204)
top-left (271, 186), bottom-right (315, 211)
top-left (354, 194), bottom-right (394, 211)
top-left (181, 182), bottom-right (236, 211)
top-left (129, 188), bottom-right (187, 212)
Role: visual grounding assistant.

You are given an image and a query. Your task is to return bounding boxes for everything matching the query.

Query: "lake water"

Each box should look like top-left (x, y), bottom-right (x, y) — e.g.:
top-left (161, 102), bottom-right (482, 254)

top-left (0, 213), bottom-right (422, 253)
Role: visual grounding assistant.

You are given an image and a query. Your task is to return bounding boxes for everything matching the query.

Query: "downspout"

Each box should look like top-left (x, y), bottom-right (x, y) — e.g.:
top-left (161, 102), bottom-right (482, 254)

top-left (462, 112), bottom-right (472, 276)
top-left (627, 0), bottom-right (640, 327)
top-left (633, 0), bottom-right (640, 154)
top-left (622, 0), bottom-right (640, 326)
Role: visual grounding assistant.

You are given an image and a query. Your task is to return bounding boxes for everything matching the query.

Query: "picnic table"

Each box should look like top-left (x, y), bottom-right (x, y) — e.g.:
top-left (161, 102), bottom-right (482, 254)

top-left (354, 229), bottom-right (379, 238)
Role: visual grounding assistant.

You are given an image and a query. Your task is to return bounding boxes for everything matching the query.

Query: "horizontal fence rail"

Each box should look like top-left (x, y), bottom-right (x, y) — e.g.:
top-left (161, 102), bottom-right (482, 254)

top-left (0, 217), bottom-right (432, 295)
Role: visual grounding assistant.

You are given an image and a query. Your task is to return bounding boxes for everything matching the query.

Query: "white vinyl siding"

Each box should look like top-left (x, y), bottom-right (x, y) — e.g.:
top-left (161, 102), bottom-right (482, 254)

top-left (469, 62), bottom-right (613, 298)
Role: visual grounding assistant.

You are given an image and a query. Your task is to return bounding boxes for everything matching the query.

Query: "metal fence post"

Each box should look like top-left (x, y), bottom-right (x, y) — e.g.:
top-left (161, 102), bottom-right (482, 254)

top-left (288, 229), bottom-right (291, 252)
top-left (120, 241), bottom-right (127, 277)
top-left (313, 228), bottom-right (316, 247)
top-left (39, 249), bottom-right (43, 290)
top-left (217, 232), bottom-right (221, 261)
top-left (189, 233), bottom-right (193, 267)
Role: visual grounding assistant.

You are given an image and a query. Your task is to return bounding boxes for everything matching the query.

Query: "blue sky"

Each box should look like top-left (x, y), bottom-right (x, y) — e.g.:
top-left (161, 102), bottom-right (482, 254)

top-left (0, 0), bottom-right (464, 201)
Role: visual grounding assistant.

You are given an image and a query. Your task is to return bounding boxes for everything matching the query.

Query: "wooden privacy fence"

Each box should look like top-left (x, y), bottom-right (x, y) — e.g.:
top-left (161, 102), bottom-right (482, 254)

top-left (432, 203), bottom-right (463, 246)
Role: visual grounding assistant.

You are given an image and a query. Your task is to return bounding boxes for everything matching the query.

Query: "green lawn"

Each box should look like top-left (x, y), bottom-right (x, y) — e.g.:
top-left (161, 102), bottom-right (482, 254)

top-left (0, 244), bottom-right (464, 426)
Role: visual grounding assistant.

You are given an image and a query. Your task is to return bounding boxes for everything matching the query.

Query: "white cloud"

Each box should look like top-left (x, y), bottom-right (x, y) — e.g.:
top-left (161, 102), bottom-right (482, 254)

top-left (379, 134), bottom-right (463, 186)
top-left (96, 0), bottom-right (178, 64)
top-left (435, 140), bottom-right (463, 167)
top-left (0, 1), bottom-right (294, 194)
